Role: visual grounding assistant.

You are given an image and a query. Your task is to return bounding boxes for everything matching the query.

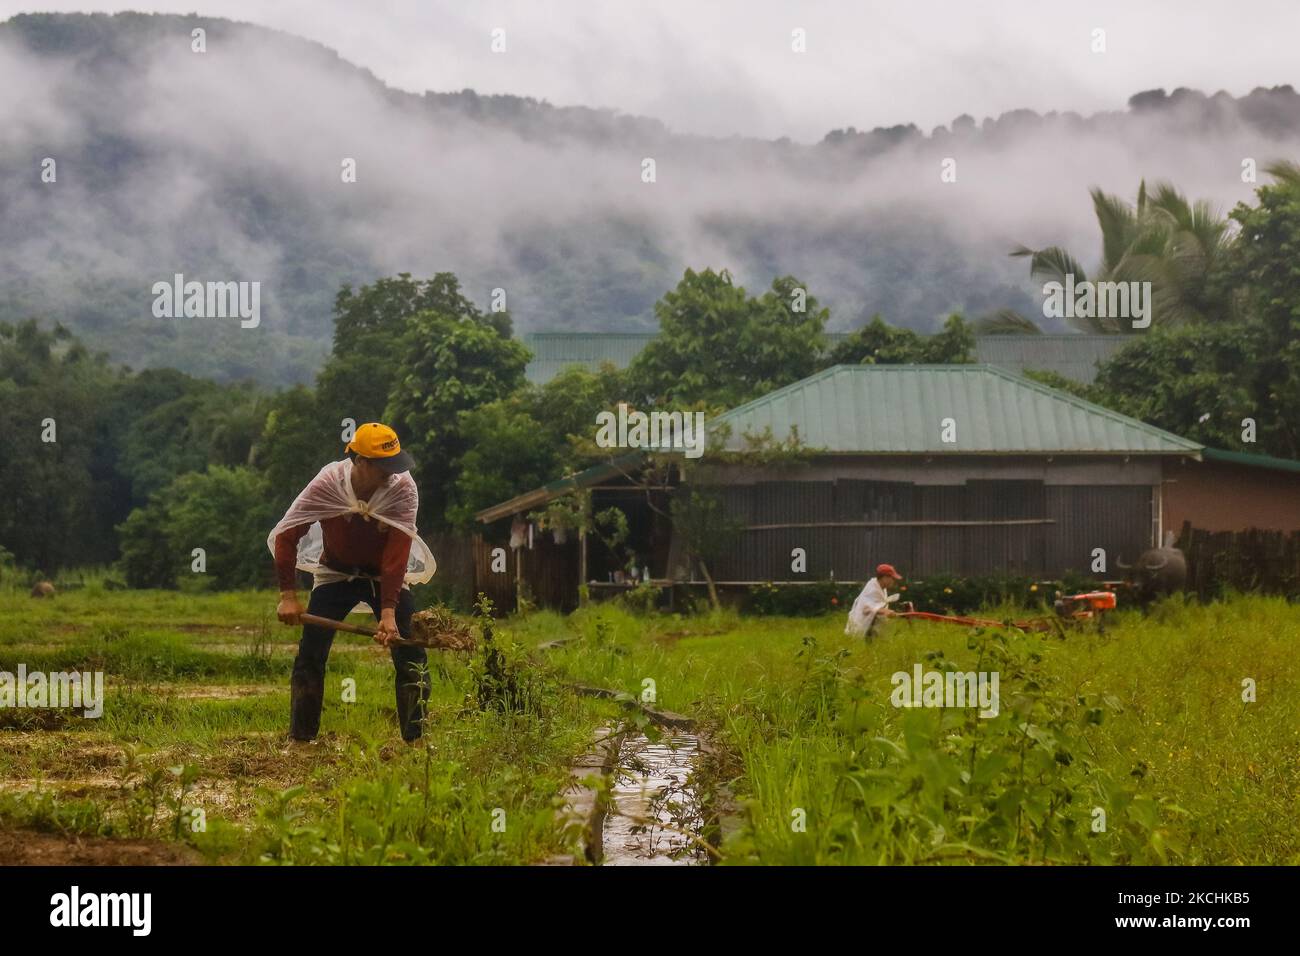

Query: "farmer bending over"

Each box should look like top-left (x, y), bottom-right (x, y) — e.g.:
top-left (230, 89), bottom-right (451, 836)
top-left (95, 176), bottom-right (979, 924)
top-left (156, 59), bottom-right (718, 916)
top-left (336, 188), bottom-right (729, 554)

top-left (845, 563), bottom-right (903, 639)
top-left (270, 423), bottom-right (436, 744)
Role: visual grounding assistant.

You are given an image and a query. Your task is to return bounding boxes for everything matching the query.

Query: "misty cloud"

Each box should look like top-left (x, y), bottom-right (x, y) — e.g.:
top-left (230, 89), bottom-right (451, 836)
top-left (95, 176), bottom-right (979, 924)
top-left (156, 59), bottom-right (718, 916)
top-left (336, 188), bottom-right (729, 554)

top-left (0, 10), bottom-right (1297, 383)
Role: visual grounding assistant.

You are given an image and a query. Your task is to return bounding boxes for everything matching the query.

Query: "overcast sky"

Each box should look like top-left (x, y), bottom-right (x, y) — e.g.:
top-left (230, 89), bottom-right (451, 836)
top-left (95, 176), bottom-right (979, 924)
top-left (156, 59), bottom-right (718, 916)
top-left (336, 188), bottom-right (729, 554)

top-left (3, 0), bottom-right (1297, 141)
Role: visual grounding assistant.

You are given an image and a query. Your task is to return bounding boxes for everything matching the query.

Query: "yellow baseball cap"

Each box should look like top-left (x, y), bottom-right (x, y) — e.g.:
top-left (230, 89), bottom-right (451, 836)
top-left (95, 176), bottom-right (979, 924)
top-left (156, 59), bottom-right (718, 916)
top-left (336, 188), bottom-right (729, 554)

top-left (346, 422), bottom-right (415, 474)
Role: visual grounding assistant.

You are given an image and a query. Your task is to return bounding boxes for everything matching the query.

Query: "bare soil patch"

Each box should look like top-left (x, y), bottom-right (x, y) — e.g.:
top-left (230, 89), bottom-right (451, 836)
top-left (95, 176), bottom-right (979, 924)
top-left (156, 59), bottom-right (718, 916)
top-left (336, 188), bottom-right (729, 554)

top-left (0, 828), bottom-right (201, 865)
top-left (165, 684), bottom-right (280, 700)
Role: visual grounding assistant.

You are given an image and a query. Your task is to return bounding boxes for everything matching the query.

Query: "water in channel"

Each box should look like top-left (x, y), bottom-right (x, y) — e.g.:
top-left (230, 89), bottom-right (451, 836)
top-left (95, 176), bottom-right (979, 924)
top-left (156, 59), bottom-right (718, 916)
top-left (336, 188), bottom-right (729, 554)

top-left (601, 732), bottom-right (705, 866)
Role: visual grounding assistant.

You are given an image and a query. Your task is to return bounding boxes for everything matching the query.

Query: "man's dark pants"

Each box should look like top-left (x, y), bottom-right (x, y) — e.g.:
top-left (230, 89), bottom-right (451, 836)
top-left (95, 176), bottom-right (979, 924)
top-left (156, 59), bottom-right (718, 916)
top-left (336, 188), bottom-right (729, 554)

top-left (289, 579), bottom-right (429, 741)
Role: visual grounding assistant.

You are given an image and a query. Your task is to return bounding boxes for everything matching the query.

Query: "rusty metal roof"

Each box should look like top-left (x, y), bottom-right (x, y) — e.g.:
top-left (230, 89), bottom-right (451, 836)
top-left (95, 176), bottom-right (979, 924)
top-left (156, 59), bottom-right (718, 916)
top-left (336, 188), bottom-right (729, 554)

top-left (710, 364), bottom-right (1203, 456)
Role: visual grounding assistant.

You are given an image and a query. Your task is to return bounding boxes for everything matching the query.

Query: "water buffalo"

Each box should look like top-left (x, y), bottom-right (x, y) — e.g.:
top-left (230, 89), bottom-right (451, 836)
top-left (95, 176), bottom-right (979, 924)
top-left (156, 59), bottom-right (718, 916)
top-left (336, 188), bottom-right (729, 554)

top-left (1116, 546), bottom-right (1187, 603)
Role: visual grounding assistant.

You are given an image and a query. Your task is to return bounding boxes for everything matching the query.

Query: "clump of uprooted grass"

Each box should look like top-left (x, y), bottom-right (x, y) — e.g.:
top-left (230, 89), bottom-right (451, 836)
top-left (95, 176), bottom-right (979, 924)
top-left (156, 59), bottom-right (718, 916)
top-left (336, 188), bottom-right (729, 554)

top-left (410, 606), bottom-right (476, 651)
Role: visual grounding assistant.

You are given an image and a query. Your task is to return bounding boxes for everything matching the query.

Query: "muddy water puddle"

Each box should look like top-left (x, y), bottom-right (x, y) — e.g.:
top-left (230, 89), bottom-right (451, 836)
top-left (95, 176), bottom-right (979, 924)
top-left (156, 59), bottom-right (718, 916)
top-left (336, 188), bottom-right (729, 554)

top-left (602, 732), bottom-right (705, 866)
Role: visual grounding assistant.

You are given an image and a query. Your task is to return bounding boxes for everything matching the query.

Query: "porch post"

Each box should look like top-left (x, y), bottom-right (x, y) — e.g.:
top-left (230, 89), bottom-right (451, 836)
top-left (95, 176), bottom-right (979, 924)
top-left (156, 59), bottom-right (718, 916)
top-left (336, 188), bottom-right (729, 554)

top-left (578, 529), bottom-right (588, 607)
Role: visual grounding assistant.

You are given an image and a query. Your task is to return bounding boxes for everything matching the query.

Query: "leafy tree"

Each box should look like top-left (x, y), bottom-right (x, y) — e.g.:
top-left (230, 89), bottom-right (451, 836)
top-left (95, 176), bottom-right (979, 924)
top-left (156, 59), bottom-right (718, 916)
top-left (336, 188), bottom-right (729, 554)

top-left (1023, 327), bottom-right (1261, 451)
top-left (1223, 161), bottom-right (1300, 457)
top-left (446, 399), bottom-right (559, 529)
top-left (626, 269), bottom-right (828, 408)
top-left (118, 466), bottom-right (275, 590)
top-left (116, 505), bottom-right (174, 589)
top-left (0, 321), bottom-right (118, 570)
top-left (531, 364), bottom-right (626, 455)
top-left (919, 314), bottom-right (977, 362)
top-left (386, 311), bottom-right (531, 527)
top-left (670, 487), bottom-right (742, 610)
top-left (251, 385), bottom-right (340, 511)
top-left (829, 313), bottom-right (974, 365)
top-left (118, 382), bottom-right (267, 505)
top-left (317, 273), bottom-right (507, 426)
top-left (448, 363), bottom-right (630, 527)
top-left (1006, 165), bottom-right (1299, 460)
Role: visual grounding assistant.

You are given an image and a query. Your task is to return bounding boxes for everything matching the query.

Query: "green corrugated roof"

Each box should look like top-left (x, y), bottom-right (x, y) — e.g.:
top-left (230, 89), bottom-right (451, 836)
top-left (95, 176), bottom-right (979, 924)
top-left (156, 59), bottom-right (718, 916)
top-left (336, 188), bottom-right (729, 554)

top-left (475, 452), bottom-right (646, 523)
top-left (523, 331), bottom-right (852, 384)
top-left (973, 334), bottom-right (1130, 384)
top-left (523, 332), bottom-right (658, 384)
top-left (524, 331), bottom-right (1131, 385)
top-left (710, 364), bottom-right (1203, 455)
top-left (1203, 447), bottom-right (1300, 474)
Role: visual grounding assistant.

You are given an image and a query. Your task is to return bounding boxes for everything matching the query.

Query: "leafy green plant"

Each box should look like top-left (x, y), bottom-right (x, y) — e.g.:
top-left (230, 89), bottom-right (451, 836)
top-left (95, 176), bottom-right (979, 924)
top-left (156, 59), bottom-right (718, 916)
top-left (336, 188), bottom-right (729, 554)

top-left (469, 594), bottom-right (547, 715)
top-left (816, 626), bottom-right (1184, 863)
top-left (617, 582), bottom-right (661, 616)
top-left (166, 763), bottom-right (201, 841)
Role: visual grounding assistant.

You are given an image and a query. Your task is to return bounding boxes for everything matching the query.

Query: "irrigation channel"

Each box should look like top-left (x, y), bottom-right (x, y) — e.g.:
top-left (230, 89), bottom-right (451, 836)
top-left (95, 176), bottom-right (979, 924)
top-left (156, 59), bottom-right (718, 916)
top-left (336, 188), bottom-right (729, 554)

top-left (601, 731), bottom-right (706, 866)
top-left (558, 683), bottom-right (718, 865)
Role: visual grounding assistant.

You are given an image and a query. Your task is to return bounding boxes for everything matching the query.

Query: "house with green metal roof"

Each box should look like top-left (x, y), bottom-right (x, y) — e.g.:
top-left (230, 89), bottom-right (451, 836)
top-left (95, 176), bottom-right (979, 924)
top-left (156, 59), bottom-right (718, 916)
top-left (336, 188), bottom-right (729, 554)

top-left (708, 364), bottom-right (1196, 456)
top-left (664, 364), bottom-right (1203, 587)
top-left (474, 363), bottom-right (1299, 610)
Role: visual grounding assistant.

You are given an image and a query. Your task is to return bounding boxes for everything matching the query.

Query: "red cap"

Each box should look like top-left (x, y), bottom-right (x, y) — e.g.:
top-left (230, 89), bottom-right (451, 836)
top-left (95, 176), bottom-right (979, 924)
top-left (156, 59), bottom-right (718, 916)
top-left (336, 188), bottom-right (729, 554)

top-left (876, 563), bottom-right (902, 580)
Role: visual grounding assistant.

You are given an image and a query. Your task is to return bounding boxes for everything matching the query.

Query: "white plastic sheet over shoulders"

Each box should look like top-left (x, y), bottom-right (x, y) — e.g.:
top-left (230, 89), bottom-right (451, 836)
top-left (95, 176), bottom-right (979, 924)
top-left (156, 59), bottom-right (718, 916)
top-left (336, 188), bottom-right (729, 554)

top-left (266, 459), bottom-right (436, 588)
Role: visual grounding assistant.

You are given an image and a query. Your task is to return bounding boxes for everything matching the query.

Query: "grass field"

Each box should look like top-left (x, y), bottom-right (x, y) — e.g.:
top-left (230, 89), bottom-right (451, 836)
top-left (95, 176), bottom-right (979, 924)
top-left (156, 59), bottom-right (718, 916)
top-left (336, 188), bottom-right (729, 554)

top-left (2, 580), bottom-right (1297, 864)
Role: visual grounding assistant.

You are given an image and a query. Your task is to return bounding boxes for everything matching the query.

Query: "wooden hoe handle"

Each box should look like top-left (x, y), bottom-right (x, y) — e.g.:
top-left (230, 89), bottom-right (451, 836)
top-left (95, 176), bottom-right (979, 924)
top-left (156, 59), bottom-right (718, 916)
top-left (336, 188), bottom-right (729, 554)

top-left (299, 612), bottom-right (379, 637)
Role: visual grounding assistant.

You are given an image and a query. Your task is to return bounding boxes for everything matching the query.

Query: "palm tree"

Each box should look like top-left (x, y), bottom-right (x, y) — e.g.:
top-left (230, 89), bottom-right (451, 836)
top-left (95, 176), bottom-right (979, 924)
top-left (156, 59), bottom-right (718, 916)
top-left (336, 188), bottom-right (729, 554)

top-left (1264, 159), bottom-right (1300, 188)
top-left (975, 308), bottom-right (1045, 335)
top-left (978, 180), bottom-right (1237, 334)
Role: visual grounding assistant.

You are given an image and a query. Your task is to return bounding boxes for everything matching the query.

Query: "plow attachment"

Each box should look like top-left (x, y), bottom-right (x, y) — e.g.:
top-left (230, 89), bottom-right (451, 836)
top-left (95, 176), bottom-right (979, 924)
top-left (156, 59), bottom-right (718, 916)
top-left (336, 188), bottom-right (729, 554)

top-left (895, 590), bottom-right (1117, 633)
top-left (896, 610), bottom-right (1058, 633)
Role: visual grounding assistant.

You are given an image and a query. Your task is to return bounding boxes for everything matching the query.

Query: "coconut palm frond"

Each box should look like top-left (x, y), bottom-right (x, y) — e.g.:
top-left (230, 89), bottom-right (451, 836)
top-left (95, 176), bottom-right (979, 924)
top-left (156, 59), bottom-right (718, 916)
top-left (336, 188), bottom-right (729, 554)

top-left (1014, 178), bottom-right (1238, 335)
top-left (1090, 188), bottom-right (1137, 271)
top-left (974, 309), bottom-right (1044, 335)
top-left (1264, 159), bottom-right (1300, 188)
top-left (1147, 182), bottom-right (1193, 222)
top-left (1064, 310), bottom-right (1115, 335)
top-left (1185, 200), bottom-right (1232, 256)
top-left (1025, 246), bottom-right (1089, 288)
top-left (1120, 223), bottom-right (1174, 264)
top-left (1139, 258), bottom-right (1192, 325)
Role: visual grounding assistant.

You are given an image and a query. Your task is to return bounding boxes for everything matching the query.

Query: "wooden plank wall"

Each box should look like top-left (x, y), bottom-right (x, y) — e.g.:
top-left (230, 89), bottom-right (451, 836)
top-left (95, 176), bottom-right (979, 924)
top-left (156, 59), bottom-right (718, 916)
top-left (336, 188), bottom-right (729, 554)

top-left (1177, 523), bottom-right (1300, 597)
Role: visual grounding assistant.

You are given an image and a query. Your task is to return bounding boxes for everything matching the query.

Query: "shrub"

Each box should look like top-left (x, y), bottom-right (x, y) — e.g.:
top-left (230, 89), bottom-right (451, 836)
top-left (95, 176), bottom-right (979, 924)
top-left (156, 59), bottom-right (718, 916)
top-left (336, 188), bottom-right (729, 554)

top-left (616, 582), bottom-right (662, 616)
top-left (745, 581), bottom-right (860, 616)
top-left (118, 466), bottom-right (276, 590)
